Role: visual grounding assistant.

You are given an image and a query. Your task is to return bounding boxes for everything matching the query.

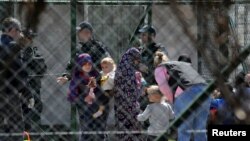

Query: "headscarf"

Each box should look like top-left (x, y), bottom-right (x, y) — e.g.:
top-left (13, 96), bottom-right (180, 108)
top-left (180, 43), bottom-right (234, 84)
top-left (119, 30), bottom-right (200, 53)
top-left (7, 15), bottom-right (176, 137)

top-left (68, 53), bottom-right (99, 102)
top-left (114, 47), bottom-right (141, 99)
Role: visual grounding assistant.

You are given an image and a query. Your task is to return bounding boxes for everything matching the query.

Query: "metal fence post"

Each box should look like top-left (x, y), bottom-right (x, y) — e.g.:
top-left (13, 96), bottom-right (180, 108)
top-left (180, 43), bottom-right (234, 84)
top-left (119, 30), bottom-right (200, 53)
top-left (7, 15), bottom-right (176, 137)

top-left (70, 0), bottom-right (77, 141)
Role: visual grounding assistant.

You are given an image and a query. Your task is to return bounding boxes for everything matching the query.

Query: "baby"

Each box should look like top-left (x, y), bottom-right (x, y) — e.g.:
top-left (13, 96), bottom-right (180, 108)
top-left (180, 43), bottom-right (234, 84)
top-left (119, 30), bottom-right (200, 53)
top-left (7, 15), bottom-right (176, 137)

top-left (93, 57), bottom-right (116, 118)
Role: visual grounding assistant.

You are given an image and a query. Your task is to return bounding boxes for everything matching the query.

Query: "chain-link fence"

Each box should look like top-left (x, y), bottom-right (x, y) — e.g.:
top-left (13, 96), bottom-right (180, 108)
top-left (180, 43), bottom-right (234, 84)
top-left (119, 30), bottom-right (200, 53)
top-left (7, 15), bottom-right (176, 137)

top-left (1, 0), bottom-right (250, 141)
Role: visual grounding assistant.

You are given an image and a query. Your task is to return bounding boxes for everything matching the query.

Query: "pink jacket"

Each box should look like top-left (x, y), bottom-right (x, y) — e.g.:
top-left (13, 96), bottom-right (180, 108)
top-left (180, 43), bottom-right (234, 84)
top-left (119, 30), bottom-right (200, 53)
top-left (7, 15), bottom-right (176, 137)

top-left (154, 66), bottom-right (183, 103)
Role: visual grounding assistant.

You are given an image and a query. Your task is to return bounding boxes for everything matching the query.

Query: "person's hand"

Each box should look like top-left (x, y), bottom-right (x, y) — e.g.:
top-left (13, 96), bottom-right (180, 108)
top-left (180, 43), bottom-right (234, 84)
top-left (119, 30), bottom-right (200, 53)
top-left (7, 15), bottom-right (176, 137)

top-left (84, 89), bottom-right (96, 105)
top-left (88, 77), bottom-right (97, 88)
top-left (28, 98), bottom-right (35, 109)
top-left (17, 33), bottom-right (32, 48)
top-left (57, 76), bottom-right (68, 85)
top-left (93, 110), bottom-right (103, 119)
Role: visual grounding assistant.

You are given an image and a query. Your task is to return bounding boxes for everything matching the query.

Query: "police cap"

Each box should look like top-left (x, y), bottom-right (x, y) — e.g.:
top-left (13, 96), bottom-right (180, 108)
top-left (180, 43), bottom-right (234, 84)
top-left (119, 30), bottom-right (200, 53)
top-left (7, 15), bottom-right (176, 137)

top-left (138, 25), bottom-right (156, 35)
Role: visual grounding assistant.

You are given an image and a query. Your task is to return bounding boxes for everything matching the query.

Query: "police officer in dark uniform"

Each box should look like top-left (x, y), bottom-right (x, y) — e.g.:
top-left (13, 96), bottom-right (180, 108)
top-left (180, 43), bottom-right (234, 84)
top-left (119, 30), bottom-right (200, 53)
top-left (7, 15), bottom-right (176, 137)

top-left (0, 17), bottom-right (32, 141)
top-left (138, 25), bottom-right (167, 86)
top-left (56, 21), bottom-right (110, 141)
top-left (57, 21), bottom-right (110, 84)
top-left (21, 29), bottom-right (47, 131)
top-left (137, 25), bottom-right (168, 132)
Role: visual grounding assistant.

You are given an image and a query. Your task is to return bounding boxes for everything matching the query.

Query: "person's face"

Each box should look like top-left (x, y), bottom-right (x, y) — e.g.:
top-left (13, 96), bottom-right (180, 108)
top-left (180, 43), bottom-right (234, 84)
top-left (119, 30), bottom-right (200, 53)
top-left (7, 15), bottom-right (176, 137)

top-left (10, 28), bottom-right (21, 41)
top-left (78, 28), bottom-right (92, 43)
top-left (140, 32), bottom-right (155, 45)
top-left (101, 63), bottom-right (113, 74)
top-left (134, 59), bottom-right (140, 65)
top-left (82, 62), bottom-right (92, 73)
top-left (140, 32), bottom-right (149, 44)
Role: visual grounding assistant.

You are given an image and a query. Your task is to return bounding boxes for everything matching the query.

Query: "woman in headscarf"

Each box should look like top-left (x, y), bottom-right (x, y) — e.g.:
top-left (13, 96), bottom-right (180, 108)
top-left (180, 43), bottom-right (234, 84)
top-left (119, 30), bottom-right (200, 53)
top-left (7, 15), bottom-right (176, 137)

top-left (68, 53), bottom-right (107, 141)
top-left (114, 47), bottom-right (144, 141)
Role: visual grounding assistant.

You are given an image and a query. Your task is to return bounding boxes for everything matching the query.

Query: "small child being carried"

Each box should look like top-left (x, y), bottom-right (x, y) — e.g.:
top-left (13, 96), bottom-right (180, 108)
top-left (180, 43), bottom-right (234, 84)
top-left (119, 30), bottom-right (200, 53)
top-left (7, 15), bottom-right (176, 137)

top-left (93, 57), bottom-right (116, 118)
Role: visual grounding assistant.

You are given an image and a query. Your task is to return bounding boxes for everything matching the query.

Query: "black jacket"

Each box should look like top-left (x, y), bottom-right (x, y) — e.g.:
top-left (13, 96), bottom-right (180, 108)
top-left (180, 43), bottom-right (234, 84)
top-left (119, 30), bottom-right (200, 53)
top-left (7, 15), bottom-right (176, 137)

top-left (0, 34), bottom-right (31, 100)
top-left (64, 39), bottom-right (110, 80)
top-left (141, 42), bottom-right (166, 85)
top-left (160, 61), bottom-right (206, 94)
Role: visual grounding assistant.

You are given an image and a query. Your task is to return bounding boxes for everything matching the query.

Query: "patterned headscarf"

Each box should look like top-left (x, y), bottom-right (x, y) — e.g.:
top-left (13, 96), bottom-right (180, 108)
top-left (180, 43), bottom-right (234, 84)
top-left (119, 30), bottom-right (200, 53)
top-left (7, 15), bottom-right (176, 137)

top-left (68, 53), bottom-right (99, 102)
top-left (114, 47), bottom-right (141, 99)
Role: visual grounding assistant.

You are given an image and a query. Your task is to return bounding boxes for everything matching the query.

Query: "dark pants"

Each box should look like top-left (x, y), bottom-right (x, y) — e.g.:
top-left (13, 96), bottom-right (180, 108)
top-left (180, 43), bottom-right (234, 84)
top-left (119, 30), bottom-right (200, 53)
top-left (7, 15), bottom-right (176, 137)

top-left (76, 98), bottom-right (108, 141)
top-left (22, 80), bottom-right (43, 132)
top-left (0, 88), bottom-right (24, 141)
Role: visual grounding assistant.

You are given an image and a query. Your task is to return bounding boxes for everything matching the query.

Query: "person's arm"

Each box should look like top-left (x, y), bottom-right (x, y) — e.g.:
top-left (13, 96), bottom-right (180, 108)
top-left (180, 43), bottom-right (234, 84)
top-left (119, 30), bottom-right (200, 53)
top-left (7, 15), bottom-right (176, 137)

top-left (96, 40), bottom-right (111, 58)
top-left (107, 71), bottom-right (115, 89)
top-left (1, 41), bottom-right (24, 68)
top-left (57, 45), bottom-right (81, 84)
top-left (56, 61), bottom-right (72, 85)
top-left (137, 105), bottom-right (151, 121)
top-left (5, 40), bottom-right (35, 106)
top-left (64, 45), bottom-right (82, 80)
top-left (167, 103), bottom-right (175, 120)
top-left (154, 66), bottom-right (174, 104)
top-left (21, 86), bottom-right (34, 109)
top-left (63, 59), bottom-right (75, 80)
top-left (174, 86), bottom-right (184, 98)
top-left (93, 71), bottom-right (109, 106)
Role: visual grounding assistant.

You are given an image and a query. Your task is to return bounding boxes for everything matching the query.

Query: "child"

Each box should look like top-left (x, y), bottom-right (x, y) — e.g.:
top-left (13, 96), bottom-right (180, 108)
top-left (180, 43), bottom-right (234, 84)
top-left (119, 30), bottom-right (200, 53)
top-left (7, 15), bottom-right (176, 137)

top-left (93, 57), bottom-right (116, 119)
top-left (208, 84), bottom-right (236, 125)
top-left (137, 85), bottom-right (175, 141)
top-left (68, 53), bottom-right (106, 141)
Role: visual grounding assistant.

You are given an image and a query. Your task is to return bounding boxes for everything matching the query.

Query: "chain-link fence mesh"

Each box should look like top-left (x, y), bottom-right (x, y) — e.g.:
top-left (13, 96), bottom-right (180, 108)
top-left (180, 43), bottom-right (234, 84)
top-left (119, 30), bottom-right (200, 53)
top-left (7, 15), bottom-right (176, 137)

top-left (1, 0), bottom-right (250, 141)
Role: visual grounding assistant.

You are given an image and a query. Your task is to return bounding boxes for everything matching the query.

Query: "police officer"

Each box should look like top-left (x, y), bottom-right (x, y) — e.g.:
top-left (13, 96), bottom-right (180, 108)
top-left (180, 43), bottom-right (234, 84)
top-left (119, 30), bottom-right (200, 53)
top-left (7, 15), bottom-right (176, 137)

top-left (57, 21), bottom-right (110, 84)
top-left (137, 25), bottom-right (168, 132)
top-left (0, 17), bottom-right (32, 141)
top-left (21, 29), bottom-right (47, 131)
top-left (56, 21), bottom-right (110, 141)
top-left (138, 25), bottom-right (167, 85)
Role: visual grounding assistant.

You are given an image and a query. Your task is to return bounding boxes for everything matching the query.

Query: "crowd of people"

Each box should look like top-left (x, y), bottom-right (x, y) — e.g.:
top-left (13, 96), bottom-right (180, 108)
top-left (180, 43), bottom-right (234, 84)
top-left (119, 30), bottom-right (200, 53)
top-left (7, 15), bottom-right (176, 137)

top-left (55, 20), bottom-right (211, 141)
top-left (1, 16), bottom-right (249, 141)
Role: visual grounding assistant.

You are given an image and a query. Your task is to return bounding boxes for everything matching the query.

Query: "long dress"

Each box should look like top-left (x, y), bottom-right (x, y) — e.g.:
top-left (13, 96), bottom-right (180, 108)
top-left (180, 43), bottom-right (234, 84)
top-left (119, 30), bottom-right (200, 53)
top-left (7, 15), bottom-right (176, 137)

top-left (114, 48), bottom-right (143, 141)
